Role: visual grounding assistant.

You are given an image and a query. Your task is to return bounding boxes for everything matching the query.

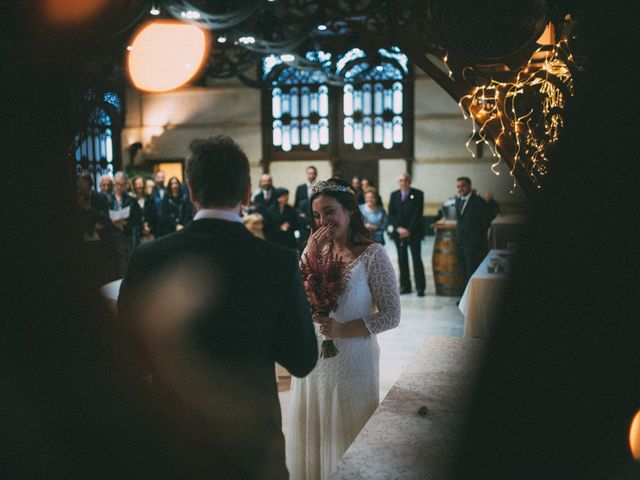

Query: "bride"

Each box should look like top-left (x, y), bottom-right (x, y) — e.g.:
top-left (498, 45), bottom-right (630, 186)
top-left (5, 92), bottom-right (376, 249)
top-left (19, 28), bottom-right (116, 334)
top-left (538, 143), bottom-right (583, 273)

top-left (287, 178), bottom-right (401, 480)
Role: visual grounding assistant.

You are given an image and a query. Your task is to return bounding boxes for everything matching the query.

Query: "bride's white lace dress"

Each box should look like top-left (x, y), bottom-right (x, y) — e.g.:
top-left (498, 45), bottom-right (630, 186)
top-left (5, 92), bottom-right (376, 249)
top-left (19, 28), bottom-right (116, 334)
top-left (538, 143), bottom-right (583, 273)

top-left (287, 243), bottom-right (401, 480)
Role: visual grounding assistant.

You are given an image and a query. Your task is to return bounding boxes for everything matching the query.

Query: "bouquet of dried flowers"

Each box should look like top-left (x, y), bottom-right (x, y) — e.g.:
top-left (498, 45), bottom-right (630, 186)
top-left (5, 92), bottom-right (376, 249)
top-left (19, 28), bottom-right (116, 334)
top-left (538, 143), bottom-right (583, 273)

top-left (300, 248), bottom-right (348, 358)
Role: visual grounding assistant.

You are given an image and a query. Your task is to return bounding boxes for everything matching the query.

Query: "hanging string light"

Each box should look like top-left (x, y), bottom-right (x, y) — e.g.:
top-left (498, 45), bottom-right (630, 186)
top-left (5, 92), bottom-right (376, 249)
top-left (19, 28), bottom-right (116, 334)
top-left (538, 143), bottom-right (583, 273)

top-left (458, 40), bottom-right (576, 189)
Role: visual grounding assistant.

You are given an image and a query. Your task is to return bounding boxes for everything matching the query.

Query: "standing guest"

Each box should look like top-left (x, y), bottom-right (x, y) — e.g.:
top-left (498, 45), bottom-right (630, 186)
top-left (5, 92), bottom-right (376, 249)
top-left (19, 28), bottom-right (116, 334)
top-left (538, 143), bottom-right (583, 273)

top-left (484, 191), bottom-right (501, 221)
top-left (242, 212), bottom-right (265, 239)
top-left (162, 176), bottom-right (193, 233)
top-left (265, 188), bottom-right (299, 251)
top-left (144, 178), bottom-right (155, 197)
top-left (151, 170), bottom-right (167, 237)
top-left (76, 172), bottom-right (116, 285)
top-left (350, 175), bottom-right (362, 204)
top-left (294, 166), bottom-right (318, 251)
top-left (294, 165), bottom-right (318, 210)
top-left (360, 178), bottom-right (383, 206)
top-left (99, 174), bottom-right (114, 201)
top-left (287, 178), bottom-right (400, 480)
top-left (109, 171), bottom-right (142, 276)
top-left (388, 173), bottom-right (426, 296)
top-left (359, 187), bottom-right (388, 245)
top-left (455, 177), bottom-right (491, 284)
top-left (131, 175), bottom-right (157, 245)
top-left (118, 135), bottom-right (317, 480)
top-left (252, 173), bottom-right (276, 215)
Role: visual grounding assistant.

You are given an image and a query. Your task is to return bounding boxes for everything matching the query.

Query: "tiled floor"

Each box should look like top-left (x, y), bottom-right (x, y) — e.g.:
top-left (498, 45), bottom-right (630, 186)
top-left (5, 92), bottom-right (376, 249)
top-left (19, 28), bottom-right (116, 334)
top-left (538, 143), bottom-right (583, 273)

top-left (279, 234), bottom-right (466, 433)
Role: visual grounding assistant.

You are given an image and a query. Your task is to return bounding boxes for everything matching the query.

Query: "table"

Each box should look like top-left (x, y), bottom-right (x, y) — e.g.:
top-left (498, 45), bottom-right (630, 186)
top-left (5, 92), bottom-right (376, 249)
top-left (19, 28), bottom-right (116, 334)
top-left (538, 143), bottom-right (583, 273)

top-left (329, 336), bottom-right (485, 480)
top-left (459, 249), bottom-right (511, 338)
top-left (487, 214), bottom-right (527, 249)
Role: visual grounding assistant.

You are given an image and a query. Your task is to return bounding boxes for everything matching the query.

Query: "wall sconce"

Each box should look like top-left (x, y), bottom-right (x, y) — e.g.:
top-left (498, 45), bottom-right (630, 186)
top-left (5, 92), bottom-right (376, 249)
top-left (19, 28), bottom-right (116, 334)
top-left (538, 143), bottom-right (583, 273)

top-left (127, 20), bottom-right (210, 93)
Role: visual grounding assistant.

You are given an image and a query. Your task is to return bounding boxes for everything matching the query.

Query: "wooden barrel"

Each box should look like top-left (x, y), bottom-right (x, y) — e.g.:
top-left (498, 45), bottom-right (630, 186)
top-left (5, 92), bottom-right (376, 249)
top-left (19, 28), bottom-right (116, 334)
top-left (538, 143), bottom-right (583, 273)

top-left (432, 223), bottom-right (465, 296)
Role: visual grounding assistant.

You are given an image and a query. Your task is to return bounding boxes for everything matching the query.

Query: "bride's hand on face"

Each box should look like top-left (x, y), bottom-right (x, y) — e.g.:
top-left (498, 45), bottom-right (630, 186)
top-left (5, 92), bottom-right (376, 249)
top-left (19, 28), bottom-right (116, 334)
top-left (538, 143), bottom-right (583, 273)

top-left (308, 223), bottom-right (336, 252)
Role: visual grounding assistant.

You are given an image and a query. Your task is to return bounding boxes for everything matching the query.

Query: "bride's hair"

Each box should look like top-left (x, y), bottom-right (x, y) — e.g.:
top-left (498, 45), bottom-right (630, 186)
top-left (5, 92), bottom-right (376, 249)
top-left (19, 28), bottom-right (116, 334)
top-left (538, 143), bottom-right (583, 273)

top-left (310, 177), bottom-right (374, 246)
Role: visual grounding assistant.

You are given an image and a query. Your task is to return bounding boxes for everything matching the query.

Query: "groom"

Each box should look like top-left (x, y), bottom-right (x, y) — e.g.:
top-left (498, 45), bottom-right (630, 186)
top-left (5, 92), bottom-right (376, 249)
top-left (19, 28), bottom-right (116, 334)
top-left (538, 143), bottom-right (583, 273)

top-left (118, 135), bottom-right (318, 479)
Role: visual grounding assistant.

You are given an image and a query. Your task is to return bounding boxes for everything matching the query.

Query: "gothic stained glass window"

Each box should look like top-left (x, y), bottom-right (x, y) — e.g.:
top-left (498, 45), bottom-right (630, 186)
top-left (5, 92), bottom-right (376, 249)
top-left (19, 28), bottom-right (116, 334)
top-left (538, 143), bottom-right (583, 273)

top-left (264, 54), bottom-right (332, 155)
top-left (74, 90), bottom-right (122, 188)
top-left (262, 47), bottom-right (412, 161)
top-left (337, 48), bottom-right (410, 155)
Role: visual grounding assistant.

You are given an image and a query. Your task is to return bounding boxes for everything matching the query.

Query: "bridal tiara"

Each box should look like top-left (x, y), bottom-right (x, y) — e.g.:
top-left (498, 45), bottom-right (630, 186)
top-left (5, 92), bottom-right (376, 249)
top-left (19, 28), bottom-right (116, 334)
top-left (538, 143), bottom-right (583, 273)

top-left (312, 180), bottom-right (355, 196)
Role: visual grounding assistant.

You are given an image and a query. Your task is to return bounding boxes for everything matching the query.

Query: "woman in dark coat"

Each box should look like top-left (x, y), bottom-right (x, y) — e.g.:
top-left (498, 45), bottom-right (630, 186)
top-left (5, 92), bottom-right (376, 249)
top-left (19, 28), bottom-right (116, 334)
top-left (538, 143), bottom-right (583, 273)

top-left (162, 176), bottom-right (193, 233)
top-left (131, 175), bottom-right (157, 245)
top-left (264, 188), bottom-right (299, 251)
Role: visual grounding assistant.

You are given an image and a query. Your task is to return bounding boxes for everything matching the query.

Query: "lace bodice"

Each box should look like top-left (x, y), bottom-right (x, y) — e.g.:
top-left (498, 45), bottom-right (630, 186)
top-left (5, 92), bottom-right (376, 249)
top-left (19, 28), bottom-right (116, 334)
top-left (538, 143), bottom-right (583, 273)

top-left (332, 243), bottom-right (400, 335)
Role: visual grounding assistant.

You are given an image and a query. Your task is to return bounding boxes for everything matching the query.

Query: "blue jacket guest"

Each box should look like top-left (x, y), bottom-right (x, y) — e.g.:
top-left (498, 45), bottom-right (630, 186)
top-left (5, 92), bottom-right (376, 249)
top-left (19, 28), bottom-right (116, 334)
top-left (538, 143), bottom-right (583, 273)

top-left (388, 173), bottom-right (426, 297)
top-left (359, 187), bottom-right (387, 244)
top-left (118, 135), bottom-right (317, 479)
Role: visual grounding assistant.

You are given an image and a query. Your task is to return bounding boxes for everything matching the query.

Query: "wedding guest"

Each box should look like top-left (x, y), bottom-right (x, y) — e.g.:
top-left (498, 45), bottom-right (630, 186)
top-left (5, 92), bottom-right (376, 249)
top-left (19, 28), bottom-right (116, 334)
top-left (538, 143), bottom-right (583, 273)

top-left (99, 174), bottom-right (114, 201)
top-left (265, 188), bottom-right (299, 251)
top-left (242, 212), bottom-right (265, 239)
top-left (388, 172), bottom-right (426, 296)
top-left (252, 173), bottom-right (276, 216)
top-left (455, 177), bottom-right (491, 284)
top-left (76, 172), bottom-right (116, 285)
top-left (131, 175), bottom-right (157, 245)
top-left (350, 175), bottom-right (362, 204)
top-left (360, 178), bottom-right (383, 206)
top-left (162, 177), bottom-right (193, 233)
top-left (119, 135), bottom-right (317, 479)
top-left (151, 171), bottom-right (167, 237)
top-left (294, 165), bottom-right (318, 210)
top-left (109, 171), bottom-right (142, 276)
top-left (359, 187), bottom-right (388, 244)
top-left (288, 178), bottom-right (400, 480)
top-left (144, 178), bottom-right (155, 196)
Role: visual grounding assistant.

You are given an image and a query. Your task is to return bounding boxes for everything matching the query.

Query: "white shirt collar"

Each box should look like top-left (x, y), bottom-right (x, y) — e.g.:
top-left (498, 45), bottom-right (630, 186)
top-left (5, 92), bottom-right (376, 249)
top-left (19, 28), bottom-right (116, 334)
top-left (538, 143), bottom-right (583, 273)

top-left (461, 193), bottom-right (472, 201)
top-left (193, 208), bottom-right (242, 223)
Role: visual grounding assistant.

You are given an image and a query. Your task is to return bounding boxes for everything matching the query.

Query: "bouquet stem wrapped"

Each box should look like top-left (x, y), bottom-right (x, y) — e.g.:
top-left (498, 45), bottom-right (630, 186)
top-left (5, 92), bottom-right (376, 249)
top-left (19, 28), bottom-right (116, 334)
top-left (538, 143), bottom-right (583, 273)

top-left (301, 248), bottom-right (348, 359)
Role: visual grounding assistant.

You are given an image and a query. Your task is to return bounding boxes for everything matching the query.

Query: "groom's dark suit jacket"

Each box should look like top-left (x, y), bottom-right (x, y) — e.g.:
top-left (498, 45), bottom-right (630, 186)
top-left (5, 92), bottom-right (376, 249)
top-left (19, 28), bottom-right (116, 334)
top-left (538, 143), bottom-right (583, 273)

top-left (118, 218), bottom-right (317, 479)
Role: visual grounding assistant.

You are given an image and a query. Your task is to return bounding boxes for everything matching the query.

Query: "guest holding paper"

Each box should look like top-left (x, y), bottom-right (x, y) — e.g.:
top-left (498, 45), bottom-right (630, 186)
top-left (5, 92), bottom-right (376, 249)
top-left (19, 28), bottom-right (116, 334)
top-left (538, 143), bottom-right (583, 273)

top-left (162, 176), bottom-right (193, 233)
top-left (109, 171), bottom-right (142, 276)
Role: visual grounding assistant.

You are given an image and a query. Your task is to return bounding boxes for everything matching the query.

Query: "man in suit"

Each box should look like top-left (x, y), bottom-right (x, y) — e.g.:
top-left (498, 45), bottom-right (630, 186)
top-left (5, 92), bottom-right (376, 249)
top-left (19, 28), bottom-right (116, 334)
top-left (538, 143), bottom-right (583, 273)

top-left (252, 173), bottom-right (276, 216)
top-left (118, 136), bottom-right (318, 479)
top-left (388, 172), bottom-right (426, 297)
top-left (150, 170), bottom-right (167, 237)
top-left (293, 165), bottom-right (317, 210)
top-left (294, 166), bottom-right (317, 252)
top-left (455, 176), bottom-right (491, 284)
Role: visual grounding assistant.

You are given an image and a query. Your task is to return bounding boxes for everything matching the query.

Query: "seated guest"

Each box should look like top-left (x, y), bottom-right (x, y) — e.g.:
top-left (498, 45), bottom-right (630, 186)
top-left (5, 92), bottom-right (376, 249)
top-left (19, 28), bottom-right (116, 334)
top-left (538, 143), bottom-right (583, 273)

top-left (264, 188), bottom-right (298, 251)
top-left (242, 212), bottom-right (265, 239)
top-left (359, 187), bottom-right (388, 244)
top-left (131, 175), bottom-right (157, 245)
top-left (162, 176), bottom-right (193, 233)
top-left (109, 171), bottom-right (142, 276)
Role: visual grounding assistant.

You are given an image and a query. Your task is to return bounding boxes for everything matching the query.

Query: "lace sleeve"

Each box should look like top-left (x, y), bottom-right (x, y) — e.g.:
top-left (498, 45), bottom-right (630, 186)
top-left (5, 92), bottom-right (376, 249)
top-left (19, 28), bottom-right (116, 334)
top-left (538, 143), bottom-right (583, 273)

top-left (362, 244), bottom-right (401, 335)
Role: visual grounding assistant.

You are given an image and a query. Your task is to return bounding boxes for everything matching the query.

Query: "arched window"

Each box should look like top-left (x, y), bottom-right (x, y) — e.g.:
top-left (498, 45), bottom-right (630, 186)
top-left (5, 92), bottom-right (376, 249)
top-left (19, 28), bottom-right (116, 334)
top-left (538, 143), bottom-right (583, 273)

top-left (261, 48), bottom-right (413, 164)
top-left (73, 90), bottom-right (123, 188)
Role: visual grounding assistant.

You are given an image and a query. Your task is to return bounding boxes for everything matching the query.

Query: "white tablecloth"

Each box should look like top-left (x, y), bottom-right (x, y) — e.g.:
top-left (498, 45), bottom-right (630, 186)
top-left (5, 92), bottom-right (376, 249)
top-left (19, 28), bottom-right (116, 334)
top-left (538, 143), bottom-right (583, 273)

top-left (459, 249), bottom-right (511, 338)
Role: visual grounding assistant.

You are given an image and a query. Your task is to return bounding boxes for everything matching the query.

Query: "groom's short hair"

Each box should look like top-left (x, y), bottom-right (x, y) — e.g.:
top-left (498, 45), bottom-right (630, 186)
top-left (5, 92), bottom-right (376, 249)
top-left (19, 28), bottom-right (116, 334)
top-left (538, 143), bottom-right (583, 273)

top-left (187, 135), bottom-right (250, 208)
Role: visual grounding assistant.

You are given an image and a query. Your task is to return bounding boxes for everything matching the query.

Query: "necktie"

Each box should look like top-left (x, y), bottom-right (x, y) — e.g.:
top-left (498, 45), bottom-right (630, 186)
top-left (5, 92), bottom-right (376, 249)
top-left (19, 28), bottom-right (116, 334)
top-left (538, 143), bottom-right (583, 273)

top-left (401, 191), bottom-right (407, 203)
top-left (460, 198), bottom-right (467, 214)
